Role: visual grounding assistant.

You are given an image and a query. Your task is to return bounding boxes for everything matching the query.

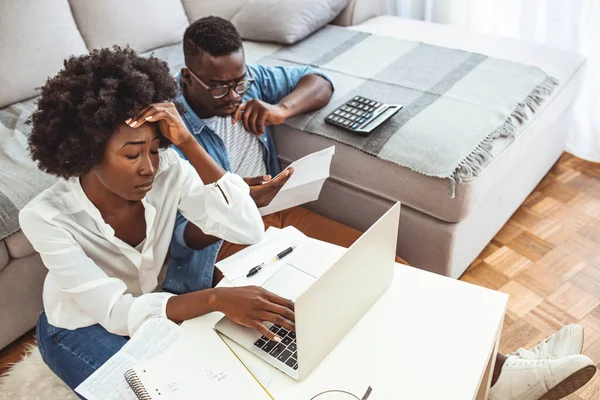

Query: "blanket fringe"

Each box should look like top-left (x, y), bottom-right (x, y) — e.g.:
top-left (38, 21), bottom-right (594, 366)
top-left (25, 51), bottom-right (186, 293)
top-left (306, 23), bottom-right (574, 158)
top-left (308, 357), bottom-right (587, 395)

top-left (449, 75), bottom-right (559, 198)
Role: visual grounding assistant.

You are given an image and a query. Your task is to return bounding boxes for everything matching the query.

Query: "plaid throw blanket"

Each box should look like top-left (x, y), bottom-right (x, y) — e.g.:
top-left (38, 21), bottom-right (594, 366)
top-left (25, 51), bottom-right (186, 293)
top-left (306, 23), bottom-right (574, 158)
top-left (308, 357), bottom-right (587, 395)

top-left (0, 99), bottom-right (56, 239)
top-left (257, 26), bottom-right (558, 196)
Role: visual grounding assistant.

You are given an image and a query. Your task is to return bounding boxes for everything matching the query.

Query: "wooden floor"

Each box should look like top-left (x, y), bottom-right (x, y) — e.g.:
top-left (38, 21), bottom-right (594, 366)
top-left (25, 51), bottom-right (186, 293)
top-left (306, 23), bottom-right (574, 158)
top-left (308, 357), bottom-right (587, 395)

top-left (1, 152), bottom-right (600, 398)
top-left (462, 153), bottom-right (600, 399)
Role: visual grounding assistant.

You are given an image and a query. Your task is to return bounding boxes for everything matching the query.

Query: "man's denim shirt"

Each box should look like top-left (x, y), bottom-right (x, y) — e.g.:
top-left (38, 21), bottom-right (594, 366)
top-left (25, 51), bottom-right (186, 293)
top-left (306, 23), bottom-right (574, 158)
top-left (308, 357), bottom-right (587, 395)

top-left (163, 64), bottom-right (332, 294)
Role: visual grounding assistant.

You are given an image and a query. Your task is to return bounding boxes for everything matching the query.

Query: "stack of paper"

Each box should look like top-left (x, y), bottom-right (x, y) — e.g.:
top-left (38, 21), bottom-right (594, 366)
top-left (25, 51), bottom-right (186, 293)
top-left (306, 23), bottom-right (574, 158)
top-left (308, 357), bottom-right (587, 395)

top-left (215, 226), bottom-right (309, 287)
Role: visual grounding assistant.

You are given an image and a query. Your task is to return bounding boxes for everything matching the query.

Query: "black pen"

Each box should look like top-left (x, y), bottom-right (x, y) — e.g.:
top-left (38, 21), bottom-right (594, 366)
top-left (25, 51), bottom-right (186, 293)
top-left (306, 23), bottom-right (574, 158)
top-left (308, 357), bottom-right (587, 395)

top-left (246, 262), bottom-right (264, 277)
top-left (245, 245), bottom-right (298, 278)
top-left (271, 245), bottom-right (297, 262)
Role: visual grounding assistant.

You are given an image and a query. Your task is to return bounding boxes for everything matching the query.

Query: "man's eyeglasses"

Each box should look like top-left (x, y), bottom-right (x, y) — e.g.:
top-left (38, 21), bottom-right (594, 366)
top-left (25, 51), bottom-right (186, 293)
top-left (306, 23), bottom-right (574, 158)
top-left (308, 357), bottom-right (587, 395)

top-left (186, 66), bottom-right (255, 99)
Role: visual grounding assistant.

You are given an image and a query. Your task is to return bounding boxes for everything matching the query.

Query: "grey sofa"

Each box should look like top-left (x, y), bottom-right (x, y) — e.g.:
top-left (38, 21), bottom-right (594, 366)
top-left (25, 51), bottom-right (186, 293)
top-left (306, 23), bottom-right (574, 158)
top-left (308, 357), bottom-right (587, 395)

top-left (0, 0), bottom-right (585, 352)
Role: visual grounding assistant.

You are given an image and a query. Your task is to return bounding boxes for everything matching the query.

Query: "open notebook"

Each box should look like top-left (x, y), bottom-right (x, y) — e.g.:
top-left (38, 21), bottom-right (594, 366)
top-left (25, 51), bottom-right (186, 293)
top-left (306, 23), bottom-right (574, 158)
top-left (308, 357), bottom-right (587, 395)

top-left (76, 318), bottom-right (271, 400)
top-left (123, 329), bottom-right (272, 400)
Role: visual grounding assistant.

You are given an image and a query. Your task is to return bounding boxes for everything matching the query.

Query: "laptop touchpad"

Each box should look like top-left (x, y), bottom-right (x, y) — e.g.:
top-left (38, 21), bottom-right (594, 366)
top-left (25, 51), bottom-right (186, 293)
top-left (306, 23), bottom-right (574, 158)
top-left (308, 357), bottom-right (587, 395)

top-left (262, 264), bottom-right (315, 301)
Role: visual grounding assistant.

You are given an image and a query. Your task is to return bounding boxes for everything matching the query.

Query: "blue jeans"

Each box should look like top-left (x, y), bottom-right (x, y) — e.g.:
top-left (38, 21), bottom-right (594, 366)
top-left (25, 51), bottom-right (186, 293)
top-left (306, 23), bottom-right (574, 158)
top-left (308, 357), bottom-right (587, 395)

top-left (162, 213), bottom-right (220, 294)
top-left (37, 310), bottom-right (127, 398)
top-left (37, 258), bottom-right (215, 397)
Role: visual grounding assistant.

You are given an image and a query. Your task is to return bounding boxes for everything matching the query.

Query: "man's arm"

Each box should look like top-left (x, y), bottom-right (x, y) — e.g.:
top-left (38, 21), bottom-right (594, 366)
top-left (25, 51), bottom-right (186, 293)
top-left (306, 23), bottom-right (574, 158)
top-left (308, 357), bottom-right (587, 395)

top-left (277, 74), bottom-right (333, 119)
top-left (232, 65), bottom-right (334, 135)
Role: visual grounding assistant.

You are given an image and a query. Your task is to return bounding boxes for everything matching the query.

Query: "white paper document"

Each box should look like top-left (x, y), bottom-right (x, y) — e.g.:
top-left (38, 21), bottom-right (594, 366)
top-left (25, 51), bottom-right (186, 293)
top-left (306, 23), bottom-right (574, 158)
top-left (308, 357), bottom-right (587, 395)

top-left (259, 146), bottom-right (335, 216)
top-left (215, 226), bottom-right (309, 286)
top-left (76, 318), bottom-right (184, 400)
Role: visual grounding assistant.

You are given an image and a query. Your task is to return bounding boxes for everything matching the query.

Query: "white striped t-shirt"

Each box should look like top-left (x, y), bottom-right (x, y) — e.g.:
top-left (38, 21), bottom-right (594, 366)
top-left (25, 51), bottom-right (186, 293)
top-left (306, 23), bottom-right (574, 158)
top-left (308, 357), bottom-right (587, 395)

top-left (202, 116), bottom-right (267, 178)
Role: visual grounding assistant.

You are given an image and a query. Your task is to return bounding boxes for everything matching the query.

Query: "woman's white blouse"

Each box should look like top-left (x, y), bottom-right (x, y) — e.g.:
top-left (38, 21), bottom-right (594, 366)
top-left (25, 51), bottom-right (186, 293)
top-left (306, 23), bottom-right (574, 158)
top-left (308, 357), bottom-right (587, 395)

top-left (19, 149), bottom-right (264, 336)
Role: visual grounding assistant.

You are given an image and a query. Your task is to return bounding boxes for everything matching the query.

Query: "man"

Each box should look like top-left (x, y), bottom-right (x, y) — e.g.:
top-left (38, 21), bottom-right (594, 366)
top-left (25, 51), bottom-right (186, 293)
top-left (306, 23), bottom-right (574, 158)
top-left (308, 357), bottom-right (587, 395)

top-left (166, 16), bottom-right (596, 400)
top-left (163, 15), bottom-right (402, 297)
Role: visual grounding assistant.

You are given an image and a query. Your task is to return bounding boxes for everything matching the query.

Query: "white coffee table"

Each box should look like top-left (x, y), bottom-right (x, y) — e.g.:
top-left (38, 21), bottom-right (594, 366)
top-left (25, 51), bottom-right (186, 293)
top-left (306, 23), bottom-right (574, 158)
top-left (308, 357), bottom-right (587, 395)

top-left (183, 259), bottom-right (507, 400)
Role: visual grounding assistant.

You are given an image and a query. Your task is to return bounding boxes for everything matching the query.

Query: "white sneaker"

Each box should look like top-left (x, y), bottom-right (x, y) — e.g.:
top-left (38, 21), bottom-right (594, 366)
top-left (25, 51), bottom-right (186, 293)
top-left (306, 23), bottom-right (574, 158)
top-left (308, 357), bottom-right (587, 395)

top-left (488, 354), bottom-right (596, 400)
top-left (512, 324), bottom-right (584, 360)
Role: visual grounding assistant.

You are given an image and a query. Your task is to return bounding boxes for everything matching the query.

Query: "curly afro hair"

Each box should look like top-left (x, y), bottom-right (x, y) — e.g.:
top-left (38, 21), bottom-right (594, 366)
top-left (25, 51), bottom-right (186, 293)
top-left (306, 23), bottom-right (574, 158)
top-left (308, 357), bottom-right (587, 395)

top-left (28, 46), bottom-right (179, 179)
top-left (183, 16), bottom-right (243, 65)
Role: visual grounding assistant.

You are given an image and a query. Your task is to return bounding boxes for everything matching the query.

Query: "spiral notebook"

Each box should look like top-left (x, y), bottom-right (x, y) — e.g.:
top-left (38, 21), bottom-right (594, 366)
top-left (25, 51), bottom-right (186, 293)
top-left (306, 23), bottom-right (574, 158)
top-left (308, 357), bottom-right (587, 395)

top-left (123, 328), bottom-right (272, 400)
top-left (75, 318), bottom-right (271, 400)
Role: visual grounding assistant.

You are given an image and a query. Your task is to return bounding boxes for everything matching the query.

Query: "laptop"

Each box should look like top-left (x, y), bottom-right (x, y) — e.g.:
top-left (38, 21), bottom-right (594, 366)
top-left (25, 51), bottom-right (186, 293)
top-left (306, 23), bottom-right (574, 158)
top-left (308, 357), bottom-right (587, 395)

top-left (215, 202), bottom-right (401, 381)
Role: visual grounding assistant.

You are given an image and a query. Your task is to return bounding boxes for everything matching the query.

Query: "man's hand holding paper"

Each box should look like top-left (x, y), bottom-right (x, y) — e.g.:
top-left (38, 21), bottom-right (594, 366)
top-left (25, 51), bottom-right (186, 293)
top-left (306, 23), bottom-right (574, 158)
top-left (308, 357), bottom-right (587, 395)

top-left (244, 168), bottom-right (294, 208)
top-left (258, 146), bottom-right (335, 216)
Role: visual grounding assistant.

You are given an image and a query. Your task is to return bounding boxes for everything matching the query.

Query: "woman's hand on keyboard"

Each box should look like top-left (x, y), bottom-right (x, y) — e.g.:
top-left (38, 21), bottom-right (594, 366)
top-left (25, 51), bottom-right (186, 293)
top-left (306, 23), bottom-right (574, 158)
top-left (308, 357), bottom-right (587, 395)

top-left (215, 286), bottom-right (295, 342)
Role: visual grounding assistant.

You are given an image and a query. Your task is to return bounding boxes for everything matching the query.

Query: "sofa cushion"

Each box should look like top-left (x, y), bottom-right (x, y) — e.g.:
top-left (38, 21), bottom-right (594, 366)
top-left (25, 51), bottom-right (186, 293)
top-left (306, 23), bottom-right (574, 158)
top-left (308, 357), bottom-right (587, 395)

top-left (0, 0), bottom-right (88, 108)
top-left (182, 0), bottom-right (248, 23)
top-left (232, 0), bottom-right (350, 44)
top-left (68, 0), bottom-right (189, 53)
top-left (0, 240), bottom-right (8, 273)
top-left (5, 230), bottom-right (35, 259)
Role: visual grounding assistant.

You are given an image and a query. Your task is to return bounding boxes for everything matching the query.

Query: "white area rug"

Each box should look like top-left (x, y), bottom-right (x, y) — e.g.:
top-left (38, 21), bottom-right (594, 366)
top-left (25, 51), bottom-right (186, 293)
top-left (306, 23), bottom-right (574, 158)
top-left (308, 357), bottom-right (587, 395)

top-left (0, 344), bottom-right (78, 400)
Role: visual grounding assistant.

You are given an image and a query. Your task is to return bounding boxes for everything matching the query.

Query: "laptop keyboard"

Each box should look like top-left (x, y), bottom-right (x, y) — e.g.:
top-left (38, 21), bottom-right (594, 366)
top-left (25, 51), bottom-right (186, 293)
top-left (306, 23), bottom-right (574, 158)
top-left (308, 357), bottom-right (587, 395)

top-left (253, 325), bottom-right (298, 370)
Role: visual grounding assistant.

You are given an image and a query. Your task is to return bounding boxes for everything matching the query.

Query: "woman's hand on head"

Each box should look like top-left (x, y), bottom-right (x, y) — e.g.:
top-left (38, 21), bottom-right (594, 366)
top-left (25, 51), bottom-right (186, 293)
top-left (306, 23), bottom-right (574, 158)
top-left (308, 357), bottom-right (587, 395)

top-left (214, 286), bottom-right (295, 342)
top-left (126, 102), bottom-right (192, 148)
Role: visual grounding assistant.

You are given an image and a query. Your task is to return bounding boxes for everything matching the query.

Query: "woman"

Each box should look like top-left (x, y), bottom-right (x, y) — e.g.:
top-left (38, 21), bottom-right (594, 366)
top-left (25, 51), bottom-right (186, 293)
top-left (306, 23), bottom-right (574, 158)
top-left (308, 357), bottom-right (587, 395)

top-left (20, 46), bottom-right (294, 392)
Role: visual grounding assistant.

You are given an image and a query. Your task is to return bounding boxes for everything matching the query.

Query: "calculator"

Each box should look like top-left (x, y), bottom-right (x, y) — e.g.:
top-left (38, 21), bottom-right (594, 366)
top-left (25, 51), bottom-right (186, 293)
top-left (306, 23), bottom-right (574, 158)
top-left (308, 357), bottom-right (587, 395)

top-left (325, 96), bottom-right (403, 135)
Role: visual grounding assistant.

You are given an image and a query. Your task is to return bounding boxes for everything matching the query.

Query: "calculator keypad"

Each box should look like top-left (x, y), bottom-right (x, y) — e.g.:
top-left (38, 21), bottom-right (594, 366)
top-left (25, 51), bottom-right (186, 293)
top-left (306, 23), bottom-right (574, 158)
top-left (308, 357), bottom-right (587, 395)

top-left (326, 96), bottom-right (382, 131)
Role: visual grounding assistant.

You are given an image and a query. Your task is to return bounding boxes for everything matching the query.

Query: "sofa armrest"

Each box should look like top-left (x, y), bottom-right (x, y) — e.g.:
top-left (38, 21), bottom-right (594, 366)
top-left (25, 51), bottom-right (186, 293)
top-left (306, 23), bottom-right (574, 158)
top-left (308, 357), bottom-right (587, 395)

top-left (332, 0), bottom-right (385, 26)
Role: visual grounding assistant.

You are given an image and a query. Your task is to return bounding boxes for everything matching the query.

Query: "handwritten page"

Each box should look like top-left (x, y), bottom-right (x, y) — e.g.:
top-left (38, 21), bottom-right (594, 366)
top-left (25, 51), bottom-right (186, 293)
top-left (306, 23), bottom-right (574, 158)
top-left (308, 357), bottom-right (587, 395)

top-left (215, 226), bottom-right (308, 285)
top-left (259, 146), bottom-right (335, 216)
top-left (76, 318), bottom-right (184, 400)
